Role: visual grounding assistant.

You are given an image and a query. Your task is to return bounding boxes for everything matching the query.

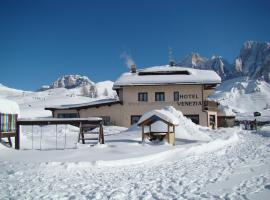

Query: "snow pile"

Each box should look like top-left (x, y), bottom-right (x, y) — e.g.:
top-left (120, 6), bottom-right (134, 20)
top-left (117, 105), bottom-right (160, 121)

top-left (138, 108), bottom-right (180, 125)
top-left (164, 106), bottom-right (211, 141)
top-left (258, 125), bottom-right (270, 137)
top-left (0, 97), bottom-right (20, 115)
top-left (139, 106), bottom-right (211, 142)
top-left (218, 105), bottom-right (236, 117)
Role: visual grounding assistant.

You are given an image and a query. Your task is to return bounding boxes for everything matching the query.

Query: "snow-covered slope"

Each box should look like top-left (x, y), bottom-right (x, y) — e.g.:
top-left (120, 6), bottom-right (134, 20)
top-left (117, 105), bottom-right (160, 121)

top-left (209, 77), bottom-right (270, 120)
top-left (0, 83), bottom-right (32, 98)
top-left (0, 80), bottom-right (117, 118)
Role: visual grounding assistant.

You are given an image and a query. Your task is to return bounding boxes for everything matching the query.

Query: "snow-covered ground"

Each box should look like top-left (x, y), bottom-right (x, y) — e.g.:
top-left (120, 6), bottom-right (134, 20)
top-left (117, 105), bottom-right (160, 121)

top-left (1, 81), bottom-right (270, 199)
top-left (0, 127), bottom-right (270, 199)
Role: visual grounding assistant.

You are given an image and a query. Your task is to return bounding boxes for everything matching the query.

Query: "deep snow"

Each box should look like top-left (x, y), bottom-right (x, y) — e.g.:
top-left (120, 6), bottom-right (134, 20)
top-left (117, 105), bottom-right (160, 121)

top-left (1, 81), bottom-right (270, 199)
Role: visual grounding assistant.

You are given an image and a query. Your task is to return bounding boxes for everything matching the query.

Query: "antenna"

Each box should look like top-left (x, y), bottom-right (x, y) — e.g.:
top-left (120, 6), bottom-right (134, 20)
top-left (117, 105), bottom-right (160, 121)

top-left (168, 47), bottom-right (175, 66)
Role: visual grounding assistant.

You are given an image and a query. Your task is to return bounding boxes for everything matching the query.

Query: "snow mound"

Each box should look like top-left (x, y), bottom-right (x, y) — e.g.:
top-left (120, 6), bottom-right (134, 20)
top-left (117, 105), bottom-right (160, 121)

top-left (164, 107), bottom-right (211, 141)
top-left (218, 105), bottom-right (236, 117)
top-left (138, 106), bottom-right (211, 142)
top-left (0, 98), bottom-right (20, 115)
top-left (138, 108), bottom-right (180, 125)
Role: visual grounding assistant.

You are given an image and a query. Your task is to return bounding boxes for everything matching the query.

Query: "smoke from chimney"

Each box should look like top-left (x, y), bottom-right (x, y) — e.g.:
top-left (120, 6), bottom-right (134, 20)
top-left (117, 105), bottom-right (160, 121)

top-left (120, 51), bottom-right (136, 71)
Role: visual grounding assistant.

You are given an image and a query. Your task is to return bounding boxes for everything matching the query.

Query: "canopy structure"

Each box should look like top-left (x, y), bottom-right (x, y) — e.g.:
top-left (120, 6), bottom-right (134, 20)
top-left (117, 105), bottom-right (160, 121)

top-left (138, 109), bottom-right (179, 145)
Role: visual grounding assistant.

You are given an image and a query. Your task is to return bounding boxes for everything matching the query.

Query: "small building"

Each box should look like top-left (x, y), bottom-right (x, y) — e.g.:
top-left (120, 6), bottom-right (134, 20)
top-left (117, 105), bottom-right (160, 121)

top-left (137, 109), bottom-right (179, 145)
top-left (217, 105), bottom-right (236, 127)
top-left (46, 65), bottom-right (221, 128)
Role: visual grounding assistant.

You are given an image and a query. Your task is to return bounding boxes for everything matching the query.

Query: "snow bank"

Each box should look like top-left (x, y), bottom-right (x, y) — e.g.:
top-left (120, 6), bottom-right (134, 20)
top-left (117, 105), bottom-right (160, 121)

top-left (0, 98), bottom-right (20, 115)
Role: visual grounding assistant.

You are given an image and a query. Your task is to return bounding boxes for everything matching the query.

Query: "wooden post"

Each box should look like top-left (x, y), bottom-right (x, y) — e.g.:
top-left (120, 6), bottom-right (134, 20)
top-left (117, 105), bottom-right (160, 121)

top-left (15, 122), bottom-right (20, 150)
top-left (167, 124), bottom-right (170, 144)
top-left (99, 123), bottom-right (104, 144)
top-left (142, 124), bottom-right (145, 144)
top-left (79, 122), bottom-right (85, 144)
top-left (173, 125), bottom-right (176, 146)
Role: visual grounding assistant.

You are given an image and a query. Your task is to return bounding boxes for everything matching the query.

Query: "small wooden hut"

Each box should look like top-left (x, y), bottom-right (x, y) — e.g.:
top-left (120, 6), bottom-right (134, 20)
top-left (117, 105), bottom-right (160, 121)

top-left (137, 109), bottom-right (179, 145)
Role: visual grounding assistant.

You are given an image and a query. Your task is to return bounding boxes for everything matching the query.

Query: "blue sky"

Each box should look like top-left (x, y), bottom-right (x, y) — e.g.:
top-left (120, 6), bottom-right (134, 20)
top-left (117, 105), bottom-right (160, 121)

top-left (0, 0), bottom-right (270, 90)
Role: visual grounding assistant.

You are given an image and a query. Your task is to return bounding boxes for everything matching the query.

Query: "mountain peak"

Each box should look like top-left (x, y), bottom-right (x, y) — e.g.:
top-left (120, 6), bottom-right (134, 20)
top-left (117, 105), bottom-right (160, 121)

top-left (51, 75), bottom-right (94, 89)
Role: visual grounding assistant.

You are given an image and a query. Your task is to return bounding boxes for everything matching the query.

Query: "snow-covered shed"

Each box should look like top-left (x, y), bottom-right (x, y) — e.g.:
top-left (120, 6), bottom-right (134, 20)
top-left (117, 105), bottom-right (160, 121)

top-left (138, 109), bottom-right (179, 145)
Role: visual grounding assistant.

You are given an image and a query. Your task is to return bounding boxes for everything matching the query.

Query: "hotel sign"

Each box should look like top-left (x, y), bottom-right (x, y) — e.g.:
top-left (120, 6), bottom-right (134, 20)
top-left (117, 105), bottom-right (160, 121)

top-left (177, 93), bottom-right (202, 107)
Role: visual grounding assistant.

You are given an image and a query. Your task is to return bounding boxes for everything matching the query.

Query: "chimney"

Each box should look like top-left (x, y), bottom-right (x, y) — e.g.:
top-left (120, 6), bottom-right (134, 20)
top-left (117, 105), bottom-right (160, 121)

top-left (169, 60), bottom-right (175, 67)
top-left (130, 64), bottom-right (136, 73)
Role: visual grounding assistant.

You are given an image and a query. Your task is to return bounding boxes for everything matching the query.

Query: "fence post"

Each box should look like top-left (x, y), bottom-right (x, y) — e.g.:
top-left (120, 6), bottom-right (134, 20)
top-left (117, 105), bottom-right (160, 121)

top-left (15, 122), bottom-right (20, 150)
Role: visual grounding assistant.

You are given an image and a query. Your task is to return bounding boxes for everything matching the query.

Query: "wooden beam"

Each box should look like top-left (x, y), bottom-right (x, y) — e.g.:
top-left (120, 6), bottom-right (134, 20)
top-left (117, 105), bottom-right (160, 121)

top-left (15, 122), bottom-right (20, 150)
top-left (142, 125), bottom-right (145, 144)
top-left (167, 124), bottom-right (170, 144)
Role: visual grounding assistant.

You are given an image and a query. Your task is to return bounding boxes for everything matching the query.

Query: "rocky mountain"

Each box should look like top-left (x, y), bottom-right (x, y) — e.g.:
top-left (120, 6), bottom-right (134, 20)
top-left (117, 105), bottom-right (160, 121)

top-left (51, 75), bottom-right (94, 89)
top-left (37, 75), bottom-right (117, 98)
top-left (235, 41), bottom-right (270, 82)
top-left (178, 41), bottom-right (270, 82)
top-left (178, 53), bottom-right (233, 80)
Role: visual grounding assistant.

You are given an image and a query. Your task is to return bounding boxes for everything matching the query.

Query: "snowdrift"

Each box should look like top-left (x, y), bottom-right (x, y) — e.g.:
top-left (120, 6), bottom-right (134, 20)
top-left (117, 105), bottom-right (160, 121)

top-left (0, 97), bottom-right (20, 115)
top-left (137, 106), bottom-right (211, 142)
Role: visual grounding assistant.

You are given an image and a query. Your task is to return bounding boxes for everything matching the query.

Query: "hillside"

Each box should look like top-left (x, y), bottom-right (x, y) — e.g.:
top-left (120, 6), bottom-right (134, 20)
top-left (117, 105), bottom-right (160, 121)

top-left (0, 79), bottom-right (117, 118)
top-left (209, 77), bottom-right (270, 120)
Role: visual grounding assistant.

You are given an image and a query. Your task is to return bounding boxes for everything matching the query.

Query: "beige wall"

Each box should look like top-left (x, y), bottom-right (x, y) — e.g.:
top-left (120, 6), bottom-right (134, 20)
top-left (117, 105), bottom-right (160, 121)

top-left (121, 85), bottom-right (208, 127)
top-left (53, 84), bottom-right (218, 128)
top-left (79, 104), bottom-right (124, 126)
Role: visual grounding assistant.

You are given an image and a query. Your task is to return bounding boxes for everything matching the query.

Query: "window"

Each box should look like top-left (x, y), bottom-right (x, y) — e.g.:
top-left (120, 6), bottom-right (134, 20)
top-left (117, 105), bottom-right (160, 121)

top-left (57, 113), bottom-right (78, 118)
top-left (131, 115), bottom-right (141, 125)
top-left (138, 92), bottom-right (148, 102)
top-left (155, 92), bottom-right (165, 101)
top-left (185, 115), bottom-right (199, 124)
top-left (174, 91), bottom-right (179, 101)
top-left (100, 116), bottom-right (111, 125)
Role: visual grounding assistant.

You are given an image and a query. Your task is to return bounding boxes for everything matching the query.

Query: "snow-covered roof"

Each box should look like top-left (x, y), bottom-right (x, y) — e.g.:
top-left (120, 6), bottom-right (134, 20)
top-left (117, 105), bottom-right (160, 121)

top-left (0, 98), bottom-right (20, 115)
top-left (138, 108), bottom-right (180, 126)
top-left (218, 105), bottom-right (236, 117)
top-left (113, 65), bottom-right (221, 88)
top-left (45, 98), bottom-right (120, 110)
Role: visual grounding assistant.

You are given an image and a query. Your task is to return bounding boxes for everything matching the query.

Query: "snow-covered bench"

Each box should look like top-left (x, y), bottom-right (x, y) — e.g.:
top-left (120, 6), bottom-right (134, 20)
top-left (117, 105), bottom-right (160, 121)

top-left (0, 113), bottom-right (18, 147)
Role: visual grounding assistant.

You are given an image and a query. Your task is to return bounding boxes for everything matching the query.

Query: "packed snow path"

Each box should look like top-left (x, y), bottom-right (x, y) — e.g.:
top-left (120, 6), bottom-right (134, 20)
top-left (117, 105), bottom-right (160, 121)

top-left (0, 130), bottom-right (270, 199)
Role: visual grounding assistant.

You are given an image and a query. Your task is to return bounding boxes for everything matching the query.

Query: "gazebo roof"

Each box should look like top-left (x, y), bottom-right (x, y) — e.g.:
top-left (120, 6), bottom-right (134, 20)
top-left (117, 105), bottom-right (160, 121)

top-left (137, 109), bottom-right (180, 126)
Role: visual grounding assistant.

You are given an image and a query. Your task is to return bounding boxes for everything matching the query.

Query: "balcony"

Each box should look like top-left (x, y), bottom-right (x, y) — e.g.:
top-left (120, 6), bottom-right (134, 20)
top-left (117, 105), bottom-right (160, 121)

top-left (203, 100), bottom-right (219, 111)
